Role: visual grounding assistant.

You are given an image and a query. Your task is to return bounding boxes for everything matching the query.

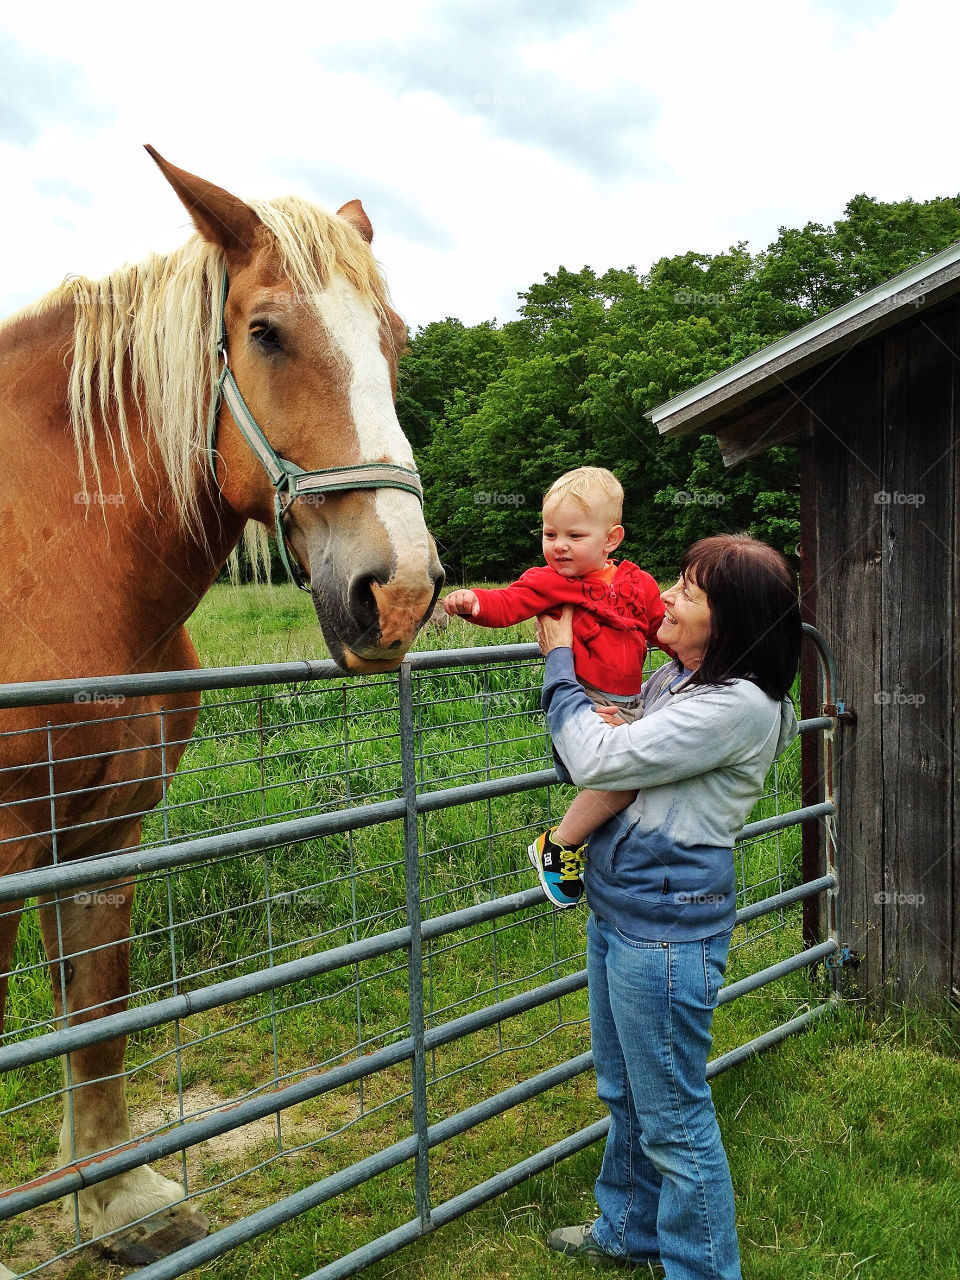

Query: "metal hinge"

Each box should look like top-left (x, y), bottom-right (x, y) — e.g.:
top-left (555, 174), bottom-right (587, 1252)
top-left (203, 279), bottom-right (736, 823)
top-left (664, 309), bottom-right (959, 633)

top-left (824, 945), bottom-right (861, 970)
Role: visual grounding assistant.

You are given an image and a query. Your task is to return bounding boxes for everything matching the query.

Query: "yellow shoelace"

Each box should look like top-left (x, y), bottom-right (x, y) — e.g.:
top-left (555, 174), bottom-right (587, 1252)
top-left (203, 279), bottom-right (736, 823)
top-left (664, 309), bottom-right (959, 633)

top-left (559, 845), bottom-right (586, 881)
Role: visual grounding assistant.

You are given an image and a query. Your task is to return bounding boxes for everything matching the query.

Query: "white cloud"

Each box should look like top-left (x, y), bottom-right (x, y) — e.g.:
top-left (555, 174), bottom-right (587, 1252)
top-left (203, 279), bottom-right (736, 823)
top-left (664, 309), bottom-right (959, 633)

top-left (1, 0), bottom-right (959, 329)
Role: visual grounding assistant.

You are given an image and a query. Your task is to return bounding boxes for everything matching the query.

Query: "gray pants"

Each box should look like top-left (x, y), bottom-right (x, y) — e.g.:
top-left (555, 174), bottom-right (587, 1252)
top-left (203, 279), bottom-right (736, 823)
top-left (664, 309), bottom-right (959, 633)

top-left (579, 682), bottom-right (643, 725)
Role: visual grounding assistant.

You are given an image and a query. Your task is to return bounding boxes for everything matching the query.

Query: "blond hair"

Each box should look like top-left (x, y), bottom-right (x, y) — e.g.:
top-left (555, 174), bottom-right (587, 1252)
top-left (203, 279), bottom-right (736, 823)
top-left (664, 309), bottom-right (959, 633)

top-left (543, 466), bottom-right (624, 526)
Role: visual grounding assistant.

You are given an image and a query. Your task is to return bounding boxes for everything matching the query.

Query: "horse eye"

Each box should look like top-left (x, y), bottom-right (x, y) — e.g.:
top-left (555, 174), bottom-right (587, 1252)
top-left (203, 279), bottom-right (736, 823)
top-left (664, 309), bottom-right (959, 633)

top-left (249, 321), bottom-right (282, 353)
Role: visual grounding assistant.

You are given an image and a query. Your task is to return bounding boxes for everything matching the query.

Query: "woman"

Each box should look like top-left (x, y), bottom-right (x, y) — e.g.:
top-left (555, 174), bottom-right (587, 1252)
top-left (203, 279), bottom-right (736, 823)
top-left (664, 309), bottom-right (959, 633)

top-left (535, 533), bottom-right (802, 1279)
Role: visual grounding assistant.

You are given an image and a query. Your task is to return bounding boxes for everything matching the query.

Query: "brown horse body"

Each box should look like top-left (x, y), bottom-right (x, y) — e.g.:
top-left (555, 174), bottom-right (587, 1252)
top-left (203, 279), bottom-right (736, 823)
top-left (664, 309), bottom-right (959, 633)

top-left (0, 152), bottom-right (442, 1267)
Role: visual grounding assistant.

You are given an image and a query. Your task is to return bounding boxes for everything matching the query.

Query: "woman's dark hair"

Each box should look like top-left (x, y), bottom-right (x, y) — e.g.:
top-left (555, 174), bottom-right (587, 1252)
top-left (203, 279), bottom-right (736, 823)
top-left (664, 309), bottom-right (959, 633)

top-left (675, 534), bottom-right (801, 701)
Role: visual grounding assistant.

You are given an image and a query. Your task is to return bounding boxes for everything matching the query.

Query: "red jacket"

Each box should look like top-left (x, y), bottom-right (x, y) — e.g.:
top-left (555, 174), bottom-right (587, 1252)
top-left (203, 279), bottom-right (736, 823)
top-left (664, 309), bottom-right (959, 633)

top-left (470, 561), bottom-right (665, 696)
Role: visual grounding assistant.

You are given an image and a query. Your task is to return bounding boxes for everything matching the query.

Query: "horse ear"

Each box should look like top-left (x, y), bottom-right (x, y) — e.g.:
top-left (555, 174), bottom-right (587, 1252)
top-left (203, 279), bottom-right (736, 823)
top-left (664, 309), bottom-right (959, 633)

top-left (145, 144), bottom-right (262, 260)
top-left (337, 199), bottom-right (374, 244)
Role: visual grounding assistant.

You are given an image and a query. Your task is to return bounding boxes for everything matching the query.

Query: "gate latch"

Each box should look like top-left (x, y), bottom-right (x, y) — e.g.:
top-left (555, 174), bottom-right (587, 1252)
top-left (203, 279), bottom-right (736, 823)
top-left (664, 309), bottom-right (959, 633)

top-left (824, 945), bottom-right (861, 970)
top-left (823, 701), bottom-right (856, 724)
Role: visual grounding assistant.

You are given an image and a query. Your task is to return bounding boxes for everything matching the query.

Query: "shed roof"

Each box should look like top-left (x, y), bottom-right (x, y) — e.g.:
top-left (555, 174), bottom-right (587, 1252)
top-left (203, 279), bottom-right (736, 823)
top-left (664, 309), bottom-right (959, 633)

top-left (647, 238), bottom-right (960, 465)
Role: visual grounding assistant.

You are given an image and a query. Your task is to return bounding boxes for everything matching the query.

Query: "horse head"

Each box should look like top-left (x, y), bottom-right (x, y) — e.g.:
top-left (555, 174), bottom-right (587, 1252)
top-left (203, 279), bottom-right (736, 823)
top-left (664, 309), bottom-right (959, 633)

top-left (147, 148), bottom-right (443, 673)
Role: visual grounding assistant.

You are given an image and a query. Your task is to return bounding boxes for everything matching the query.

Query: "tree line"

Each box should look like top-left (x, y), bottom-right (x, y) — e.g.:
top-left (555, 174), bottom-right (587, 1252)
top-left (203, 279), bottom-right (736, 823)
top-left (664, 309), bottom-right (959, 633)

top-left (397, 193), bottom-right (960, 585)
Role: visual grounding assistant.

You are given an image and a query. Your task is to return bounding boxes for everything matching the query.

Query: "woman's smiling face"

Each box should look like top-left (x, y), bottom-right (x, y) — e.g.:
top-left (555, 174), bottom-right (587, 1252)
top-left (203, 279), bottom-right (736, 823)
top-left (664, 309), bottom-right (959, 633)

top-left (658, 572), bottom-right (712, 669)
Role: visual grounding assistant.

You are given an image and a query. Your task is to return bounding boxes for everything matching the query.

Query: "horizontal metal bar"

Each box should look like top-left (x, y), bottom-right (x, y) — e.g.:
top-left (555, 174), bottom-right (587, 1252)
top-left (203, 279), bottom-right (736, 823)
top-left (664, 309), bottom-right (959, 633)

top-left (738, 800), bottom-right (834, 841)
top-left (0, 774), bottom-right (823, 908)
top-left (1, 868), bottom-right (833, 1074)
top-left (718, 939), bottom-right (838, 1005)
top-left (304, 1118), bottom-right (614, 1280)
top-left (0, 771), bottom-right (558, 904)
top-left (707, 996), bottom-right (840, 1076)
top-left (0, 638), bottom-right (828, 714)
top-left (735, 874), bottom-right (837, 925)
top-left (0, 660), bottom-right (346, 709)
top-left (420, 772), bottom-right (560, 815)
top-left (2, 1000), bottom-right (591, 1224)
top-left (0, 802), bottom-right (397, 905)
top-left (0, 887), bottom-right (547, 1074)
top-left (798, 715), bottom-right (833, 732)
top-left (123, 1063), bottom-right (604, 1280)
top-left (405, 643), bottom-right (540, 672)
top-left (0, 646), bottom-right (544, 710)
top-left (421, 969), bottom-right (586, 1054)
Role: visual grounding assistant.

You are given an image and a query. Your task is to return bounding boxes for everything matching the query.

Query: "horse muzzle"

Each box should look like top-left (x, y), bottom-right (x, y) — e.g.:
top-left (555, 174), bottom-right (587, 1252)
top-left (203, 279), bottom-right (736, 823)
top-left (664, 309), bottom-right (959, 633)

top-left (310, 546), bottom-right (444, 674)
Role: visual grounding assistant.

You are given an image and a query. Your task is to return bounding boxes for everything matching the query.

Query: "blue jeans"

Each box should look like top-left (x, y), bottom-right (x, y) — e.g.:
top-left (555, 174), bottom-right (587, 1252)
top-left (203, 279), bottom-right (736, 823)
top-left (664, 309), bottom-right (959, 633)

top-left (587, 912), bottom-right (741, 1280)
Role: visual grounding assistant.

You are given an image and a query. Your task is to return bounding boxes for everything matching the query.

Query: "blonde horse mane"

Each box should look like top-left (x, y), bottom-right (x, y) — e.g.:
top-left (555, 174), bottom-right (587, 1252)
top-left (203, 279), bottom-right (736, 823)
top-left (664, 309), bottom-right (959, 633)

top-left (22, 196), bottom-right (395, 572)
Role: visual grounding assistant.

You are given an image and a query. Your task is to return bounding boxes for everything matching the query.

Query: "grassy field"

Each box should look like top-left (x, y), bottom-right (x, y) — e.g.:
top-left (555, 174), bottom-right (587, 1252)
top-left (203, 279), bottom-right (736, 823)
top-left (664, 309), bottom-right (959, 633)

top-left (2, 583), bottom-right (959, 1280)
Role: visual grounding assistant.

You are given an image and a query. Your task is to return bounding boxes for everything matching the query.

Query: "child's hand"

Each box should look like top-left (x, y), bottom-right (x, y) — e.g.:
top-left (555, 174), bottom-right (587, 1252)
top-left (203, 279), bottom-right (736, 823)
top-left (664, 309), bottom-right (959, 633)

top-left (443, 590), bottom-right (481, 618)
top-left (594, 704), bottom-right (626, 727)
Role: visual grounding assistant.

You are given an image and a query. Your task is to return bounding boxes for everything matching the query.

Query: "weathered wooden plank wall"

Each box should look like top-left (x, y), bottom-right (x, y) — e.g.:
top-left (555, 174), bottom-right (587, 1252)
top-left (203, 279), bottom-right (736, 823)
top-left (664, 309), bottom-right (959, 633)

top-left (879, 310), bottom-right (955, 1001)
top-left (799, 423), bottom-right (824, 950)
top-left (807, 338), bottom-right (886, 995)
top-left (801, 305), bottom-right (957, 1003)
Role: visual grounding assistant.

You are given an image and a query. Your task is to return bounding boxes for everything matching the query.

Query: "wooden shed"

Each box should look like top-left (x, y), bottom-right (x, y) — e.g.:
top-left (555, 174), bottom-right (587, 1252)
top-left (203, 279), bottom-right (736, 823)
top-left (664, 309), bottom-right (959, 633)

top-left (649, 244), bottom-right (960, 1006)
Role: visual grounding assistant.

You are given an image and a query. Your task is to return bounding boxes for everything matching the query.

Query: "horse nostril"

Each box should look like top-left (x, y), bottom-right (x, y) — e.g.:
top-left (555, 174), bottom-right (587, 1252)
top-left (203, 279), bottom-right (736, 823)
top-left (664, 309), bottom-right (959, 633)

top-left (425, 575), bottom-right (444, 620)
top-left (347, 572), bottom-right (383, 628)
top-left (345, 563), bottom-right (445, 654)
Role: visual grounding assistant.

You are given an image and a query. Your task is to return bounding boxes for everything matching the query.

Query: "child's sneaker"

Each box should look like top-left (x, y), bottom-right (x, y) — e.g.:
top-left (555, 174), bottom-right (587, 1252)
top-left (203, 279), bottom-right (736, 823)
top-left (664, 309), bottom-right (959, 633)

top-left (527, 828), bottom-right (586, 908)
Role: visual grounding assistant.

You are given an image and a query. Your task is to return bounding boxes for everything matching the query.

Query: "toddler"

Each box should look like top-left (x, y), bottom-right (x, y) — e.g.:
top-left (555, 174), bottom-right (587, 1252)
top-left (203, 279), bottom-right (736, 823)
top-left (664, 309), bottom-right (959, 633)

top-left (444, 467), bottom-right (664, 907)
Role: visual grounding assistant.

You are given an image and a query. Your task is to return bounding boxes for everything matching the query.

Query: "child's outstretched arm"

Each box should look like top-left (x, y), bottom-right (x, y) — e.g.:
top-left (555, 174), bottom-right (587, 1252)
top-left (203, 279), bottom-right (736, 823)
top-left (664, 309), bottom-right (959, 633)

top-left (444, 590), bottom-right (481, 618)
top-left (445, 569), bottom-right (571, 628)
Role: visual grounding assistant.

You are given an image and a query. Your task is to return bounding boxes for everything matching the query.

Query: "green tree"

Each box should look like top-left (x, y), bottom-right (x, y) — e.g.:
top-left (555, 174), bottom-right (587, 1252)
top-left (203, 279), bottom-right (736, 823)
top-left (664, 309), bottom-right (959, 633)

top-left (396, 318), bottom-right (513, 452)
top-left (834, 192), bottom-right (960, 292)
top-left (402, 192), bottom-right (960, 585)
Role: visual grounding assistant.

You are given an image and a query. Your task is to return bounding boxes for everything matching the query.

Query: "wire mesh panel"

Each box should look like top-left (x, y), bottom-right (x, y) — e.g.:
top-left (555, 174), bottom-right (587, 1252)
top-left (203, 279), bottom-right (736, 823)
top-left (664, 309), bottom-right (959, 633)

top-left (0, 635), bottom-right (838, 1280)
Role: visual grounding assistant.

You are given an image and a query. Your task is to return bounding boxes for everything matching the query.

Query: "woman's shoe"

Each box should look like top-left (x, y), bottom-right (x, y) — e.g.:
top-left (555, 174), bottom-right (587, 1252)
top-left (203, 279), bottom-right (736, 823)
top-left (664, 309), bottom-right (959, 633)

top-left (546, 1222), bottom-right (663, 1271)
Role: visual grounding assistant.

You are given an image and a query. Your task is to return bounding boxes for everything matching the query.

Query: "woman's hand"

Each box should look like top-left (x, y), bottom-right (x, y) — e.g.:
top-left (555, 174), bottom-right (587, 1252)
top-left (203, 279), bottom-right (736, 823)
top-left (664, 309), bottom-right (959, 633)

top-left (594, 704), bottom-right (625, 727)
top-left (535, 605), bottom-right (575, 655)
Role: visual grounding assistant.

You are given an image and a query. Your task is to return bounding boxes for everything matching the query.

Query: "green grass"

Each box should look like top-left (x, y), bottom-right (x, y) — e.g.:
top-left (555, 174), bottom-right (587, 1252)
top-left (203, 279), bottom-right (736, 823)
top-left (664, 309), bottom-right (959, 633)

top-left (186, 581), bottom-right (332, 666)
top-left (2, 584), bottom-right (958, 1280)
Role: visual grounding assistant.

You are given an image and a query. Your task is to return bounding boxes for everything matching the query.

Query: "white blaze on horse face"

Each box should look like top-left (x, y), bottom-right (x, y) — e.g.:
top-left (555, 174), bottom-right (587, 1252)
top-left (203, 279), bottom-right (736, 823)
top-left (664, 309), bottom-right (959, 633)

top-left (315, 274), bottom-right (432, 609)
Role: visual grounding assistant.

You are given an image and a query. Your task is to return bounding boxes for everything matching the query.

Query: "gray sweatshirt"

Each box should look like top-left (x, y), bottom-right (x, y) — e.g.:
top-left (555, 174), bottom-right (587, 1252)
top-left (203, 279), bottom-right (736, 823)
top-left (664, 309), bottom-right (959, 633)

top-left (542, 648), bottom-right (799, 940)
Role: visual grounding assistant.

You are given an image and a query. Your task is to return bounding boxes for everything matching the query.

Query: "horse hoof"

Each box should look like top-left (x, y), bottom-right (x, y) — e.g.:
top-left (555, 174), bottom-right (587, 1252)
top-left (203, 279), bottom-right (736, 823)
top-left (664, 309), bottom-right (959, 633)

top-left (100, 1205), bottom-right (209, 1266)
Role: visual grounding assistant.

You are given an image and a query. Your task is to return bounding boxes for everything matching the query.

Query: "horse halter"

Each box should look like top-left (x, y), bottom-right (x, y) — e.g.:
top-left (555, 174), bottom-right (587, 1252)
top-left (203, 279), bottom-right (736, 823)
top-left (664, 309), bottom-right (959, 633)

top-left (206, 265), bottom-right (424, 590)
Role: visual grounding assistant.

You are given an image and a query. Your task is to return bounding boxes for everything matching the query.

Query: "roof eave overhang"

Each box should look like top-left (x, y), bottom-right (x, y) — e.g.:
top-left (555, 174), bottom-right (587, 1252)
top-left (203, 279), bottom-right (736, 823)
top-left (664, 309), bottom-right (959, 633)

top-left (647, 242), bottom-right (960, 465)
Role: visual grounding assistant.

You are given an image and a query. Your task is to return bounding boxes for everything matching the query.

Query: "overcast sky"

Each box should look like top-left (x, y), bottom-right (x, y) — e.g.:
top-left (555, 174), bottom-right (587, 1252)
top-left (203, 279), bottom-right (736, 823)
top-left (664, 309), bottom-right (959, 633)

top-left (2, 0), bottom-right (958, 330)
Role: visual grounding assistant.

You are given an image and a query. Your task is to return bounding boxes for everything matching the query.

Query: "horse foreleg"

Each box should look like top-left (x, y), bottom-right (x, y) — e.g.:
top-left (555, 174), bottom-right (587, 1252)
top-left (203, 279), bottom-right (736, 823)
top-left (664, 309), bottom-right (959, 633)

top-left (37, 875), bottom-right (202, 1246)
top-left (0, 899), bottom-right (25, 1280)
top-left (0, 893), bottom-right (23, 1039)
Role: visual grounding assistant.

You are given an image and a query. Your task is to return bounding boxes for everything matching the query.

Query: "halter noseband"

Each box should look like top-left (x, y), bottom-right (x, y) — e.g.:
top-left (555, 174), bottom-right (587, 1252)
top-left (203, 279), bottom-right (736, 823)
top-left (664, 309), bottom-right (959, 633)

top-left (206, 265), bottom-right (424, 590)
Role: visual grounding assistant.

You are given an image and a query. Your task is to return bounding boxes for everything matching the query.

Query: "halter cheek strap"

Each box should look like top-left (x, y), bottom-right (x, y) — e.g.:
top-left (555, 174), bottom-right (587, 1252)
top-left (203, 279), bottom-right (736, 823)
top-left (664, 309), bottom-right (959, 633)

top-left (206, 265), bottom-right (424, 590)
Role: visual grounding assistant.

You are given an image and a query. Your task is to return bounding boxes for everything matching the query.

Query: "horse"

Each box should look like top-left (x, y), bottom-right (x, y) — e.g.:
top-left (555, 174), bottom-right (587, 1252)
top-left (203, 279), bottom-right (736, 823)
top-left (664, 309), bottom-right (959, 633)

top-left (0, 148), bottom-right (443, 1271)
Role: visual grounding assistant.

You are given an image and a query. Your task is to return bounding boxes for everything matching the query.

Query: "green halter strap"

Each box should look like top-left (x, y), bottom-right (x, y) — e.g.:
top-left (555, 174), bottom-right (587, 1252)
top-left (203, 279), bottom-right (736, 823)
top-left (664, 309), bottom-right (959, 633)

top-left (206, 266), bottom-right (424, 589)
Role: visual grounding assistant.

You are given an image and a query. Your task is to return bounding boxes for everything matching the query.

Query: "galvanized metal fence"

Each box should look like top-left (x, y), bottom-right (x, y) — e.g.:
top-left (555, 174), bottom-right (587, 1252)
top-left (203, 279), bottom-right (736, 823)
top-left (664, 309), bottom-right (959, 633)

top-left (0, 628), bottom-right (840, 1279)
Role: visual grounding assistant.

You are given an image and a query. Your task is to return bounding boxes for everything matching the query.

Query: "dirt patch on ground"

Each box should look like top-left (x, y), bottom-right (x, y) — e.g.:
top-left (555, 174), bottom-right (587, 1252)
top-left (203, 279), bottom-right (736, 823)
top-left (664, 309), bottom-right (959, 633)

top-left (2, 1083), bottom-right (364, 1277)
top-left (138, 1083), bottom-right (282, 1162)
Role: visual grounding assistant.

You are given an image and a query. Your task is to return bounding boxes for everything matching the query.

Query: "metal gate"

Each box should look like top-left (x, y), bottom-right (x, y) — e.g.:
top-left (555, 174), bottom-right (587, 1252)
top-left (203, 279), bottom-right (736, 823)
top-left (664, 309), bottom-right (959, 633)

top-left (0, 627), bottom-right (841, 1279)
